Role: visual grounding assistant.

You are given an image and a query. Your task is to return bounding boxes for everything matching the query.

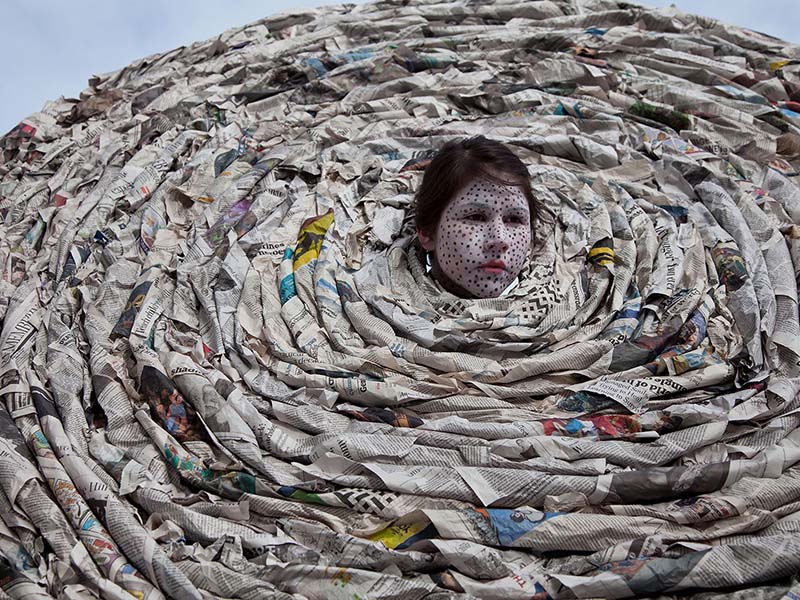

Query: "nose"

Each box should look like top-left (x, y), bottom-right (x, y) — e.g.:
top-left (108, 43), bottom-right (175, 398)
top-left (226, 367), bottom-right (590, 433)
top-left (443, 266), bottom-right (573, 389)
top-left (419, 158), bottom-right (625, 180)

top-left (484, 218), bottom-right (509, 253)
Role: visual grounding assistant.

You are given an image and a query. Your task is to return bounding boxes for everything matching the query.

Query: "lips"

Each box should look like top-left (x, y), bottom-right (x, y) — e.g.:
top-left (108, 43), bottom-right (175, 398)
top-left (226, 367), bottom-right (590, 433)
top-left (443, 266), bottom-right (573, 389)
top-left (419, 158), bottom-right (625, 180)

top-left (480, 259), bottom-right (506, 274)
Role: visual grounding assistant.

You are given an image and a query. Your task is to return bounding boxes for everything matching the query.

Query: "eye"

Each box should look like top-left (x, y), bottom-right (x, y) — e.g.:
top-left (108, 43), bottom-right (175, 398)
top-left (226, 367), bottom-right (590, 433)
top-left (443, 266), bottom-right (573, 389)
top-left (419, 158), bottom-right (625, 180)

top-left (464, 213), bottom-right (487, 222)
top-left (505, 214), bottom-right (527, 225)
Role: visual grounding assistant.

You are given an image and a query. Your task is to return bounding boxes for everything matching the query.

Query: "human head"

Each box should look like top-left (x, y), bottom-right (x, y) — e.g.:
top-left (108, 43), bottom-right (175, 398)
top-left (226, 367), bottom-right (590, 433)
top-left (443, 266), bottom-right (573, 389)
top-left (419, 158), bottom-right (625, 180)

top-left (414, 136), bottom-right (535, 298)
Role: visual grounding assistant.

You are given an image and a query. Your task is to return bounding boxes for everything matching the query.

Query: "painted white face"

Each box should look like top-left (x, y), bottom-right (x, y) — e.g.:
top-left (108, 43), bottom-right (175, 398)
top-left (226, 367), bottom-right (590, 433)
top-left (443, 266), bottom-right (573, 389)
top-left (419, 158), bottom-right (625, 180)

top-left (428, 178), bottom-right (531, 298)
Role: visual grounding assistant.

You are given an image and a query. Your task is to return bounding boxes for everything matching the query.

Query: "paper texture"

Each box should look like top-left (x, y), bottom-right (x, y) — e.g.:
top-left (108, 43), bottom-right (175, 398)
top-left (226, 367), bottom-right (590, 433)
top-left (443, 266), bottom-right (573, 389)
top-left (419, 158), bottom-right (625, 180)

top-left (1, 0), bottom-right (800, 598)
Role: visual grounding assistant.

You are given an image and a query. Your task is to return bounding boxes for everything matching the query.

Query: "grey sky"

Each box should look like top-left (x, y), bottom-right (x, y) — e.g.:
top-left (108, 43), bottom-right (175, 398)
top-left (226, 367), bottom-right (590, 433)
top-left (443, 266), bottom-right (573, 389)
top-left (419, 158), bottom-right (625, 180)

top-left (1, 1), bottom-right (798, 135)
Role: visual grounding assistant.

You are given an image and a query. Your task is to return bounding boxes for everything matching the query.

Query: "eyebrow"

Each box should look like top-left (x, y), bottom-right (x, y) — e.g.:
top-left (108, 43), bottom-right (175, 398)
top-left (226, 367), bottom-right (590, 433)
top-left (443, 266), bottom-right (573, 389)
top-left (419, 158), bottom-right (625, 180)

top-left (458, 201), bottom-right (492, 211)
top-left (458, 201), bottom-right (528, 215)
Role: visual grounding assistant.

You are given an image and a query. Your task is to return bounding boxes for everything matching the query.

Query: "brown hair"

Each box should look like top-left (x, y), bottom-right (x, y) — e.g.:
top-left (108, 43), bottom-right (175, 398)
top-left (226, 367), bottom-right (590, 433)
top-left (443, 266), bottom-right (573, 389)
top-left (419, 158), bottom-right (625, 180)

top-left (414, 135), bottom-right (537, 238)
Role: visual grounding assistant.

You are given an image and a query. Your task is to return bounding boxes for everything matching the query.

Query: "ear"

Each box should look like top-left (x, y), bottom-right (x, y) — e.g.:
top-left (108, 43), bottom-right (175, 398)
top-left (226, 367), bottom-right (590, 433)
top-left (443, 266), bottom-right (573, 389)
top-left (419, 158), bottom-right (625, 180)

top-left (417, 228), bottom-right (436, 251)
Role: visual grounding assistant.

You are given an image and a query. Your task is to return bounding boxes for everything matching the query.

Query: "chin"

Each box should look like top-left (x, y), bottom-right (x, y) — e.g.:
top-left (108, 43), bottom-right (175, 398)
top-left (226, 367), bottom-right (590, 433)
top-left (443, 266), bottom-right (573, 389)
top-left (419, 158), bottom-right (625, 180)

top-left (471, 286), bottom-right (509, 299)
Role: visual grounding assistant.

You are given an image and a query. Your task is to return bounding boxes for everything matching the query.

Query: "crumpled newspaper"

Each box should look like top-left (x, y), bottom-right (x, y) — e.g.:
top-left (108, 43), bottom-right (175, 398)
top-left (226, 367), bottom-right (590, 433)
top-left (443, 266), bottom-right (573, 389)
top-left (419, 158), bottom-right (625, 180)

top-left (1, 0), bottom-right (800, 598)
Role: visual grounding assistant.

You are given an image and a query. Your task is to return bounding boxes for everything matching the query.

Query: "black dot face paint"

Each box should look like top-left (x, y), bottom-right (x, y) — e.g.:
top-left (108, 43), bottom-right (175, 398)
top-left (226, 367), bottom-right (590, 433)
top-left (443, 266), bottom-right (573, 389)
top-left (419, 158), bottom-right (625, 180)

top-left (432, 178), bottom-right (531, 298)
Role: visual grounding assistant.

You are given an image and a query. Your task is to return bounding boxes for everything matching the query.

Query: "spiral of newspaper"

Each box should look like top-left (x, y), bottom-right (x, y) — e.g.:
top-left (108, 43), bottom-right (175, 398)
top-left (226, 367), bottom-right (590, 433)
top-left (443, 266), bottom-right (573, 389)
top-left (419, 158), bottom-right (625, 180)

top-left (1, 1), bottom-right (800, 599)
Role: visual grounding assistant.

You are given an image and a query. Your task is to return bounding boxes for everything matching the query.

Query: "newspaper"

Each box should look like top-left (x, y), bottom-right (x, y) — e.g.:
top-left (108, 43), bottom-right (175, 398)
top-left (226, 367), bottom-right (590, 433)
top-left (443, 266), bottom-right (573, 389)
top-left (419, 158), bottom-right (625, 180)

top-left (1, 0), bottom-right (800, 598)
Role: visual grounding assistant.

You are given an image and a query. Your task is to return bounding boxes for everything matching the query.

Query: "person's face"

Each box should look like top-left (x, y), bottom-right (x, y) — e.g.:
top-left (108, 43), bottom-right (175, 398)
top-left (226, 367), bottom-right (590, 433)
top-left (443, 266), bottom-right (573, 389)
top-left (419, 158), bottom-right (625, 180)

top-left (420, 177), bottom-right (531, 298)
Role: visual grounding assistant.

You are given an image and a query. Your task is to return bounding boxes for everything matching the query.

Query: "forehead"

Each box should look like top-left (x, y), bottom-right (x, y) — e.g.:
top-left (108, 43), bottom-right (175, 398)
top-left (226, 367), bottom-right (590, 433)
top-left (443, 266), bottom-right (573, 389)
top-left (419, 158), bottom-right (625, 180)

top-left (445, 177), bottom-right (529, 212)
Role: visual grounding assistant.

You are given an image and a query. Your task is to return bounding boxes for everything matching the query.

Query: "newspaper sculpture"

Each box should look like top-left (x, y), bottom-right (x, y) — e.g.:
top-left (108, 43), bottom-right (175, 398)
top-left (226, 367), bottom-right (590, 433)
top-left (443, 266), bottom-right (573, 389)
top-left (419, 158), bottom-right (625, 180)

top-left (1, 0), bottom-right (800, 598)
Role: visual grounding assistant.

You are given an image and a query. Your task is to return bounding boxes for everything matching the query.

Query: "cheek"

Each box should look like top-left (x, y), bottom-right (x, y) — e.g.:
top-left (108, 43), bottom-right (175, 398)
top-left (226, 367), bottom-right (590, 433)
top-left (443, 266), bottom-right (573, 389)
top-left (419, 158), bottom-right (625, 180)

top-left (439, 219), bottom-right (480, 249)
top-left (437, 219), bottom-right (472, 266)
top-left (507, 229), bottom-right (531, 262)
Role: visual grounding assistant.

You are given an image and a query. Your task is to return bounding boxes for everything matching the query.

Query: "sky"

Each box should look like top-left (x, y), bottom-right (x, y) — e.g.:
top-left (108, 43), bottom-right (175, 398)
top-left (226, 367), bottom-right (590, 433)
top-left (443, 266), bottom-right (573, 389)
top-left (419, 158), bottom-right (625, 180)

top-left (1, 0), bottom-right (799, 135)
